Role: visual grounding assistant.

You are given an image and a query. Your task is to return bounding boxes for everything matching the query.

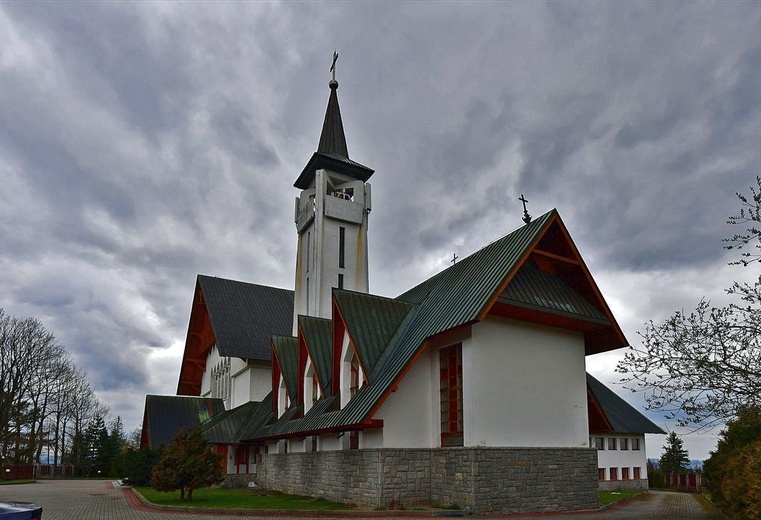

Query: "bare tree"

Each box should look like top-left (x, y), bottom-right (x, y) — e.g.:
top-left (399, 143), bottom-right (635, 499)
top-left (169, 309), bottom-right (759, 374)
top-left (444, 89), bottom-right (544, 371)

top-left (618, 177), bottom-right (761, 429)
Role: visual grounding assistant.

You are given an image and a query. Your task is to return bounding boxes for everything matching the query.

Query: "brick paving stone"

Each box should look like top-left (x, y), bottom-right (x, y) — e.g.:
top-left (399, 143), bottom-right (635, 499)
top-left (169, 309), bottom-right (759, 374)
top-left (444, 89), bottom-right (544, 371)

top-left (0, 481), bottom-right (722, 520)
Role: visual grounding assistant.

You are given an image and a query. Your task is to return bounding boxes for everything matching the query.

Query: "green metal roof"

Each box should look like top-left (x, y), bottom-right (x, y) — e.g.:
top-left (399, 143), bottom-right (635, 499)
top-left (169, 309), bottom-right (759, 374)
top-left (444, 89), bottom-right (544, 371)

top-left (236, 393), bottom-right (275, 441)
top-left (202, 400), bottom-right (260, 444)
top-left (333, 289), bottom-right (415, 381)
top-left (316, 211), bottom-right (557, 430)
top-left (272, 336), bottom-right (299, 401)
top-left (500, 263), bottom-right (610, 324)
top-left (298, 315), bottom-right (333, 396)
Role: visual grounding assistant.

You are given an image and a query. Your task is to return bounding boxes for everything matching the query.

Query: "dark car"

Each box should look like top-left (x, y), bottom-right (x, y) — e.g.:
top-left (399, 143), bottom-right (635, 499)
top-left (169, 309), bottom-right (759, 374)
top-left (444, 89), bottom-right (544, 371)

top-left (0, 501), bottom-right (42, 520)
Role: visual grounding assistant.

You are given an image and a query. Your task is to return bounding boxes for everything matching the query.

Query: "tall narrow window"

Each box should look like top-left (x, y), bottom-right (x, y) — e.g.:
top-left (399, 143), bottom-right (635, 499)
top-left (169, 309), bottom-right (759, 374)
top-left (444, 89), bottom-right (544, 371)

top-left (339, 226), bottom-right (345, 268)
top-left (306, 231), bottom-right (311, 272)
top-left (440, 344), bottom-right (463, 447)
top-left (338, 273), bottom-right (344, 289)
top-left (306, 278), bottom-right (310, 314)
top-left (312, 377), bottom-right (319, 407)
top-left (350, 352), bottom-right (360, 397)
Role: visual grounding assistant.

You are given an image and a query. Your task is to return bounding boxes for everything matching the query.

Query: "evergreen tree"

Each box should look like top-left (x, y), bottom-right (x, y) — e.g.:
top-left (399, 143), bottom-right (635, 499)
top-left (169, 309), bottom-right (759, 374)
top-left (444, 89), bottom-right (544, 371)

top-left (659, 431), bottom-right (690, 474)
top-left (150, 427), bottom-right (223, 502)
top-left (704, 406), bottom-right (761, 520)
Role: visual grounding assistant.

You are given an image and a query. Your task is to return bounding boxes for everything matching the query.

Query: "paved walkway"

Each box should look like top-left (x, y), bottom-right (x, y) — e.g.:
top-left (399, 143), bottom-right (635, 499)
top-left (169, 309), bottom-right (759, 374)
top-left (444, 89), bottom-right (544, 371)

top-left (0, 481), bottom-right (721, 520)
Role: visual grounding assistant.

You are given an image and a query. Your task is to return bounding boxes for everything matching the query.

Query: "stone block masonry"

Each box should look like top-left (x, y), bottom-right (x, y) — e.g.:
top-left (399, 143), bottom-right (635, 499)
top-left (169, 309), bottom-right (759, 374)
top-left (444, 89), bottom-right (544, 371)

top-left (256, 447), bottom-right (598, 515)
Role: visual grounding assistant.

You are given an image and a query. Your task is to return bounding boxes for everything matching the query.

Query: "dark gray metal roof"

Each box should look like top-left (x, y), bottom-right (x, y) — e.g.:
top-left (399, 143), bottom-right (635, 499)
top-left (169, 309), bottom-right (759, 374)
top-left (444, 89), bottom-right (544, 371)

top-left (198, 275), bottom-right (293, 361)
top-left (318, 82), bottom-right (349, 158)
top-left (587, 374), bottom-right (665, 434)
top-left (293, 63), bottom-right (373, 190)
top-left (500, 263), bottom-right (610, 324)
top-left (142, 395), bottom-right (225, 448)
top-left (298, 315), bottom-right (333, 396)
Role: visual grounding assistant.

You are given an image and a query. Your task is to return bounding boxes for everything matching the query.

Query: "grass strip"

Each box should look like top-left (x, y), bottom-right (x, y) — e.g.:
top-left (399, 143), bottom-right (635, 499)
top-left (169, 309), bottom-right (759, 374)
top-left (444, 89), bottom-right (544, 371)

top-left (599, 490), bottom-right (640, 505)
top-left (135, 486), bottom-right (348, 510)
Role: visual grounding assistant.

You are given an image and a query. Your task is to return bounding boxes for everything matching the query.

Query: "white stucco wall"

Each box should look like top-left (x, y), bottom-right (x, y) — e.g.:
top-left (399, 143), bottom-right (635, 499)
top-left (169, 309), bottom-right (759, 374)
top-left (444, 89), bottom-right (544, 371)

top-left (594, 434), bottom-right (649, 480)
top-left (463, 317), bottom-right (589, 447)
top-left (371, 346), bottom-right (435, 448)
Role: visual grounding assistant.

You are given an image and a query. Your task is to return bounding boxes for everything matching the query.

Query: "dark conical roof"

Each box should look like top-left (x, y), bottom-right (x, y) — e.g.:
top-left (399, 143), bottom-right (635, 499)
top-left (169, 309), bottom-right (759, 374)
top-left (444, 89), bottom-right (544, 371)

top-left (317, 81), bottom-right (349, 158)
top-left (294, 80), bottom-right (374, 190)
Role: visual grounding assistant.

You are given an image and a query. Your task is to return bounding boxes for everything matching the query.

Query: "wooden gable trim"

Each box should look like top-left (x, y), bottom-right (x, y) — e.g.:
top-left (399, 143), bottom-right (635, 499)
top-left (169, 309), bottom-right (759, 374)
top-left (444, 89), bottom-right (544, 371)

top-left (177, 280), bottom-right (216, 396)
top-left (476, 216), bottom-right (555, 324)
top-left (587, 386), bottom-right (614, 433)
top-left (480, 214), bottom-right (628, 353)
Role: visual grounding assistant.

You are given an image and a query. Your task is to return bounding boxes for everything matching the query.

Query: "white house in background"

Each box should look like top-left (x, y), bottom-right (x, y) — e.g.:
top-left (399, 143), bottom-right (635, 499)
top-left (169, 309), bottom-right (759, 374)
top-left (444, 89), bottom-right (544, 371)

top-left (587, 373), bottom-right (665, 490)
top-left (142, 65), bottom-right (663, 515)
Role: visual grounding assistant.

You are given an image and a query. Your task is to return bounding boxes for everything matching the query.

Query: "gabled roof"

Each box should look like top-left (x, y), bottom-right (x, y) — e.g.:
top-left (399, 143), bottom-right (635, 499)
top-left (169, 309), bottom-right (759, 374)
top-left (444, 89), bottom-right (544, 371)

top-left (298, 316), bottom-right (333, 396)
top-left (313, 210), bottom-right (627, 433)
top-left (272, 336), bottom-right (299, 400)
top-left (141, 395), bottom-right (225, 448)
top-left (332, 290), bottom-right (416, 381)
top-left (587, 374), bottom-right (665, 434)
top-left (199, 275), bottom-right (294, 360)
top-left (177, 275), bottom-right (293, 395)
top-left (237, 393), bottom-right (275, 441)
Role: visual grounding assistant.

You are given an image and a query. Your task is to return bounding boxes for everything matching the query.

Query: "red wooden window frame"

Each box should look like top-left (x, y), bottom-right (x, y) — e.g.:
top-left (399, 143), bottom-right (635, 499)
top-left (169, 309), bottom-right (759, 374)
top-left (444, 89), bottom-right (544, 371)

top-left (350, 353), bottom-right (360, 397)
top-left (622, 467), bottom-right (630, 480)
top-left (235, 445), bottom-right (249, 474)
top-left (598, 468), bottom-right (606, 481)
top-left (440, 344), bottom-right (464, 447)
top-left (633, 467), bottom-right (641, 479)
top-left (609, 467), bottom-right (618, 481)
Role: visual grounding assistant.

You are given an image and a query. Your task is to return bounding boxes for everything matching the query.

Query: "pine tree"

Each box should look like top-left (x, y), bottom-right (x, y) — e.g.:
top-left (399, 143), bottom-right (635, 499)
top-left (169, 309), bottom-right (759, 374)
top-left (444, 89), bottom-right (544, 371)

top-left (659, 431), bottom-right (690, 474)
top-left (150, 427), bottom-right (223, 502)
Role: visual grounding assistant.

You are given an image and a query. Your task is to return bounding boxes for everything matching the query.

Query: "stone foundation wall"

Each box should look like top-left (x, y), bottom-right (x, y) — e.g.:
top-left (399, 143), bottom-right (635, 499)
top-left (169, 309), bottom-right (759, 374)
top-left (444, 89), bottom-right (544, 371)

top-left (257, 447), bottom-right (598, 514)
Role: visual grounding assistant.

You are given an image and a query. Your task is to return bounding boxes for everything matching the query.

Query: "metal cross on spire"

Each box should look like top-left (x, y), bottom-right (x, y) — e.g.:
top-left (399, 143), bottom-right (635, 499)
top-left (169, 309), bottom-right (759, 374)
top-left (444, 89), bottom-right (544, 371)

top-left (330, 50), bottom-right (339, 82)
top-left (519, 194), bottom-right (532, 224)
top-left (451, 253), bottom-right (459, 265)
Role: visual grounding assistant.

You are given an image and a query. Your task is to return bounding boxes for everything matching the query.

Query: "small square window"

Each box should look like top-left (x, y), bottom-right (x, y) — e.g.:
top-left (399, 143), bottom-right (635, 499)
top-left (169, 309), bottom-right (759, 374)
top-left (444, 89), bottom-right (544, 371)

top-left (622, 467), bottom-right (630, 480)
top-left (633, 467), bottom-right (641, 479)
top-left (620, 438), bottom-right (629, 450)
top-left (609, 467), bottom-right (618, 481)
top-left (595, 436), bottom-right (605, 450)
top-left (632, 438), bottom-right (641, 450)
top-left (608, 437), bottom-right (617, 450)
top-left (598, 468), bottom-right (606, 481)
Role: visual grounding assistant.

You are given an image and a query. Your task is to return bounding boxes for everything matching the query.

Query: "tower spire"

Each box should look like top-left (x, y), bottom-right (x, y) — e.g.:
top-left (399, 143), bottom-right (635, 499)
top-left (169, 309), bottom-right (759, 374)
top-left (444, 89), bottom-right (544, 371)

top-left (317, 51), bottom-right (349, 158)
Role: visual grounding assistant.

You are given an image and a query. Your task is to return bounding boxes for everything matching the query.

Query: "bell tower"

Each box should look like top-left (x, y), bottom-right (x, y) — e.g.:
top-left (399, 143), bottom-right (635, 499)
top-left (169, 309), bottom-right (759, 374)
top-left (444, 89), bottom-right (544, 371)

top-left (292, 55), bottom-right (374, 333)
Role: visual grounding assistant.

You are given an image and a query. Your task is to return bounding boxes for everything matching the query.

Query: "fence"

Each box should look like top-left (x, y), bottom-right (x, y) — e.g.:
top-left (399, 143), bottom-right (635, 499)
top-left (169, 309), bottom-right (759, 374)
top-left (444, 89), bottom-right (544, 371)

top-left (663, 472), bottom-right (702, 491)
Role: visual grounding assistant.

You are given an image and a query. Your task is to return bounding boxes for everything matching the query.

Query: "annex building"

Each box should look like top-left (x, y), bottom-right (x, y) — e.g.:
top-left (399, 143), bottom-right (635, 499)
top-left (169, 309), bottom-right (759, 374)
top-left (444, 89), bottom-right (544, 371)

top-left (142, 67), bottom-right (662, 515)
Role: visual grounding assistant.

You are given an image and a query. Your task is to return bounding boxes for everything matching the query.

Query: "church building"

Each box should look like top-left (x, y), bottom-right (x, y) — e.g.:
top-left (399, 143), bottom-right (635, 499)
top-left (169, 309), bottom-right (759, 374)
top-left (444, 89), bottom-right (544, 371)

top-left (141, 62), bottom-right (662, 515)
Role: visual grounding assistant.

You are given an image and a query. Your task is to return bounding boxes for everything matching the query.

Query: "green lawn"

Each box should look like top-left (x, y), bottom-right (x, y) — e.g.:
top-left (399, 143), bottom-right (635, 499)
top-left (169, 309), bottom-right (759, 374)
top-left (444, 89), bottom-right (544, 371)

top-left (599, 490), bottom-right (641, 505)
top-left (135, 486), bottom-right (349, 510)
top-left (0, 479), bottom-right (35, 485)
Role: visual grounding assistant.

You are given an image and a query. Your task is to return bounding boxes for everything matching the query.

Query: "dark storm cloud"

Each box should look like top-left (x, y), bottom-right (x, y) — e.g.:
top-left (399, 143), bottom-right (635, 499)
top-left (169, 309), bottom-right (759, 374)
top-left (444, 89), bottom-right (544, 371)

top-left (1, 2), bottom-right (760, 458)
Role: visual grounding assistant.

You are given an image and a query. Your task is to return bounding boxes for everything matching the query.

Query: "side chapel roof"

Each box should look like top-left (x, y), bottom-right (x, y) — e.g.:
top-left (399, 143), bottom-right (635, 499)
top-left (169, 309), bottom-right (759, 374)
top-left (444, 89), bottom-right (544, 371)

top-left (141, 395), bottom-right (225, 448)
top-left (298, 316), bottom-right (333, 396)
top-left (587, 373), bottom-right (665, 434)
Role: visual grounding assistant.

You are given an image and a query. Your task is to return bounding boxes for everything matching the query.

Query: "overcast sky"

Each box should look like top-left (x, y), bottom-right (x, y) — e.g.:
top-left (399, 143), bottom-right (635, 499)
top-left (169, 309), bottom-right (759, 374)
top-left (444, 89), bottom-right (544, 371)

top-left (2, 2), bottom-right (760, 461)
